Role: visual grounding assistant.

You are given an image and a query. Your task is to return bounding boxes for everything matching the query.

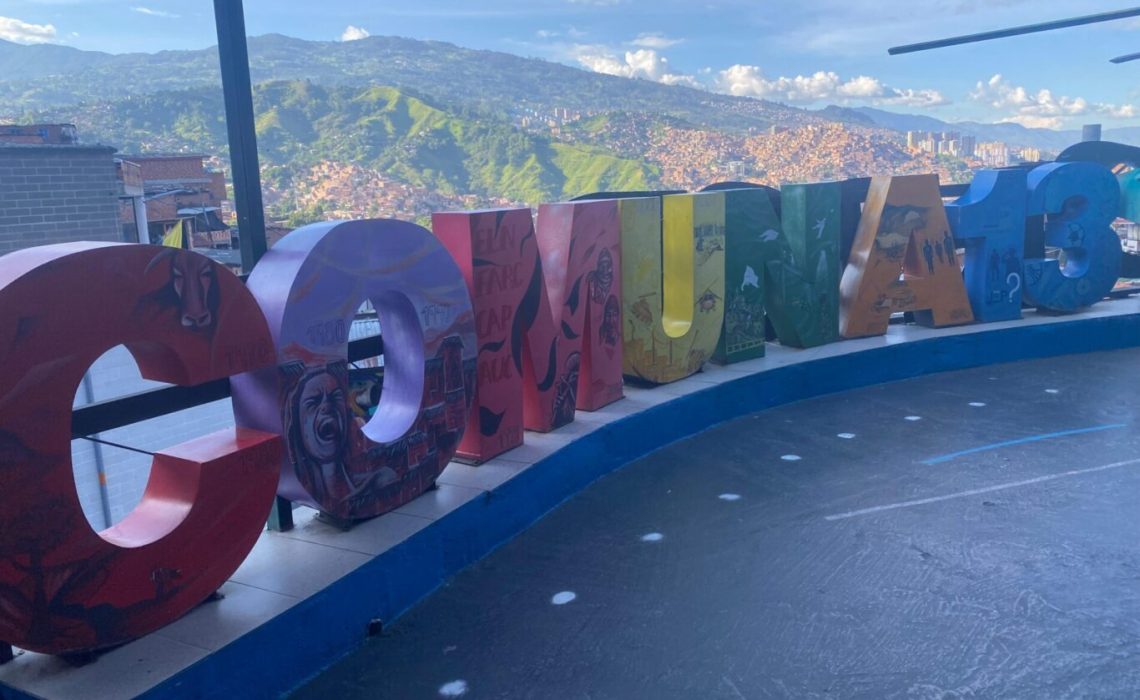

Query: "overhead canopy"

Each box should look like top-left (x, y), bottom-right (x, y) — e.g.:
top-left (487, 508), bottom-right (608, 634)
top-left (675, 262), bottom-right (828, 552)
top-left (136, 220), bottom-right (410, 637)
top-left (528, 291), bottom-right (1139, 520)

top-left (177, 207), bottom-right (229, 232)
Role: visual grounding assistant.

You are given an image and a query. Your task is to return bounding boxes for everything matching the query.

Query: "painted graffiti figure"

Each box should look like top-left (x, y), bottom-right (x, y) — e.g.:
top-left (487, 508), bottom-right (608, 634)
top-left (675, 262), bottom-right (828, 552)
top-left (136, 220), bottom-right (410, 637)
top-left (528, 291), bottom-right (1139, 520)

top-left (588, 249), bottom-right (615, 304)
top-left (283, 362), bottom-right (361, 507)
top-left (551, 352), bottom-right (581, 426)
top-left (600, 295), bottom-right (620, 348)
top-left (923, 239), bottom-right (935, 274)
top-left (696, 288), bottom-right (721, 313)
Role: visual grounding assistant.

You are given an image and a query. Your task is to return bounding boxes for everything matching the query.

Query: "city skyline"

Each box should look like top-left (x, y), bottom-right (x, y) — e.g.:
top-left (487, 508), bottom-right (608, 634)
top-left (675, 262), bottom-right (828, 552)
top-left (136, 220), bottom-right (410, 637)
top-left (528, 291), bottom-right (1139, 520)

top-left (1, 0), bottom-right (1137, 130)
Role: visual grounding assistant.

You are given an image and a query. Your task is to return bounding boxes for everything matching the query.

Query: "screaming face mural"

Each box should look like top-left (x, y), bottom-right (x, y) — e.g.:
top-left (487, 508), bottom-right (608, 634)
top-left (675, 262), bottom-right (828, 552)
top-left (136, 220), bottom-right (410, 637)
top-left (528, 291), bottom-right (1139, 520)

top-left (231, 219), bottom-right (476, 520)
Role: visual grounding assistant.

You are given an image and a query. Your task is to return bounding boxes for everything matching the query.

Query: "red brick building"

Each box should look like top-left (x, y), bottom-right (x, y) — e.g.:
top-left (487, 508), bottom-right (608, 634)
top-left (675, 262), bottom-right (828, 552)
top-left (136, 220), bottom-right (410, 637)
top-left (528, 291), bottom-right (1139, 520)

top-left (116, 154), bottom-right (231, 247)
top-left (0, 123), bottom-right (78, 145)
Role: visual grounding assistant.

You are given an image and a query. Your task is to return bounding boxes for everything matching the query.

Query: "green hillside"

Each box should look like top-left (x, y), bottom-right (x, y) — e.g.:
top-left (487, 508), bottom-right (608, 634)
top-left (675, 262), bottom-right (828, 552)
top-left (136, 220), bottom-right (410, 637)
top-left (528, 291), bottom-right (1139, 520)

top-left (29, 80), bottom-right (658, 205)
top-left (0, 34), bottom-right (799, 132)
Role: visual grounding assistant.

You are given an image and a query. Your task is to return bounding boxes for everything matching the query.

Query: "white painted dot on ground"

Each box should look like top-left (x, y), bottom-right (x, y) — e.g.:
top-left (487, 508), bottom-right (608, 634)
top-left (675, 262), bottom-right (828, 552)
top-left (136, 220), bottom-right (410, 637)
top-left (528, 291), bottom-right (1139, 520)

top-left (781, 454), bottom-right (801, 461)
top-left (837, 433), bottom-right (855, 439)
top-left (905, 416), bottom-right (922, 421)
top-left (551, 591), bottom-right (577, 605)
top-left (641, 532), bottom-right (664, 542)
top-left (969, 402), bottom-right (986, 407)
top-left (439, 680), bottom-right (468, 697)
top-left (719, 493), bottom-right (742, 501)
top-left (1045, 389), bottom-right (1060, 394)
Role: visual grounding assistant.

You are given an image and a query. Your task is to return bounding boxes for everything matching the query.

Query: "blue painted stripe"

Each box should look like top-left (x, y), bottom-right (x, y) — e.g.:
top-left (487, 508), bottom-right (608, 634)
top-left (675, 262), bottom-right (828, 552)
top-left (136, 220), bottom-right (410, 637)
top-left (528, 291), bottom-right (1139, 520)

top-left (922, 424), bottom-right (1127, 465)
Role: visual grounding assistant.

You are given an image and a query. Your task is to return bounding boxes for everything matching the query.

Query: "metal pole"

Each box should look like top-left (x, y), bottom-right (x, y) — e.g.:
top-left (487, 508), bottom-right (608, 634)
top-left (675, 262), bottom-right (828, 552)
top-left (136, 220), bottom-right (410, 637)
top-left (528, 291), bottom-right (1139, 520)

top-left (1111, 52), bottom-right (1140, 64)
top-left (213, 0), bottom-right (268, 272)
top-left (82, 373), bottom-right (114, 530)
top-left (889, 7), bottom-right (1140, 55)
top-left (212, 1), bottom-right (294, 531)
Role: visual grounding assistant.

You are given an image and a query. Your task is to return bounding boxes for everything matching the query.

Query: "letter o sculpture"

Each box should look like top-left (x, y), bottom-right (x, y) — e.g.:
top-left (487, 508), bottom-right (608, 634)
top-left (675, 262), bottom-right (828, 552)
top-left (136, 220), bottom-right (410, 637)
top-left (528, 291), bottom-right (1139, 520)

top-left (0, 243), bottom-right (281, 654)
top-left (232, 220), bottom-right (477, 520)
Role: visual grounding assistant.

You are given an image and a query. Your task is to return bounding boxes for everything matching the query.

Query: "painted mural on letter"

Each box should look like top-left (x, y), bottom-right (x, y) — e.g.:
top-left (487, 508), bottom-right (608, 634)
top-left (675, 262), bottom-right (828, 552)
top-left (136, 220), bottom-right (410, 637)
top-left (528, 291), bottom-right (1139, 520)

top-left (621, 192), bottom-right (726, 384)
top-left (432, 201), bottom-right (622, 463)
top-left (232, 219), bottom-right (476, 521)
top-left (839, 174), bottom-right (974, 338)
top-left (0, 243), bottom-right (279, 654)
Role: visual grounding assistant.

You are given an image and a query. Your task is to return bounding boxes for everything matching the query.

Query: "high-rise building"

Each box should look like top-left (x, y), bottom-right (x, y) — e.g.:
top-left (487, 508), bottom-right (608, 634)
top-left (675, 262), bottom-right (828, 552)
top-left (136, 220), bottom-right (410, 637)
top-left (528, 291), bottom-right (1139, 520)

top-left (959, 135), bottom-right (977, 158)
top-left (976, 141), bottom-right (1010, 168)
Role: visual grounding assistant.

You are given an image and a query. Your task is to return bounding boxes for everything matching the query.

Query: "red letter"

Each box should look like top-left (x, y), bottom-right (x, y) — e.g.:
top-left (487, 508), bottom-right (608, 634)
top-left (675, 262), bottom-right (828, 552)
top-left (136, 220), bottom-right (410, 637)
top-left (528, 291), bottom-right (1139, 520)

top-left (0, 243), bottom-right (280, 653)
top-left (433, 201), bottom-right (622, 463)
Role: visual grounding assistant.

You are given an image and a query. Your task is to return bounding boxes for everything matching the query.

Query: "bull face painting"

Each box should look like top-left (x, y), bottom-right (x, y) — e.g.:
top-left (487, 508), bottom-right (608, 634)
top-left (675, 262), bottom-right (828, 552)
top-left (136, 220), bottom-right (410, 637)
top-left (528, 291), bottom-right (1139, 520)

top-left (170, 251), bottom-right (218, 331)
top-left (137, 248), bottom-right (221, 336)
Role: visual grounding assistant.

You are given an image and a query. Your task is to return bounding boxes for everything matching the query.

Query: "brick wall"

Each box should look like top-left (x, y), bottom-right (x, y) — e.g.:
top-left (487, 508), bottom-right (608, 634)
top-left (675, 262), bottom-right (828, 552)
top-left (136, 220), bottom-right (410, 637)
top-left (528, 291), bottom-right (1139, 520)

top-left (125, 155), bottom-right (208, 181)
top-left (0, 144), bottom-right (122, 254)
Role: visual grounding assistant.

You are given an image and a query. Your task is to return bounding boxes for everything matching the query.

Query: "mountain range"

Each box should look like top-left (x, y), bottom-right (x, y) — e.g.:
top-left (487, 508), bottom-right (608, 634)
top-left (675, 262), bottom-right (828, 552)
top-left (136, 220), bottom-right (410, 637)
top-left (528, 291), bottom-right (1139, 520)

top-left (2, 33), bottom-right (1134, 151)
top-left (0, 33), bottom-right (1134, 224)
top-left (0, 34), bottom-right (807, 132)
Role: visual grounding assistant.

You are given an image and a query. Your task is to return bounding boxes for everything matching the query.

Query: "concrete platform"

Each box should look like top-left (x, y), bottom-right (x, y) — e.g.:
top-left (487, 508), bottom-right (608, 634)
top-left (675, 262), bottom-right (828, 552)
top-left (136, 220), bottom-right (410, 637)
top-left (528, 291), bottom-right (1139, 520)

top-left (4, 300), bottom-right (1140, 699)
top-left (296, 347), bottom-right (1140, 698)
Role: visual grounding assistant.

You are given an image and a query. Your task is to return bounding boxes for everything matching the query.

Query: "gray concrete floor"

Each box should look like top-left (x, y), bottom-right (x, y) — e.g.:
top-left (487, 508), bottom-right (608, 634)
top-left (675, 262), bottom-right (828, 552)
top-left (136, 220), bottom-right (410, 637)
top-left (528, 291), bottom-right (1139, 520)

top-left (293, 348), bottom-right (1140, 699)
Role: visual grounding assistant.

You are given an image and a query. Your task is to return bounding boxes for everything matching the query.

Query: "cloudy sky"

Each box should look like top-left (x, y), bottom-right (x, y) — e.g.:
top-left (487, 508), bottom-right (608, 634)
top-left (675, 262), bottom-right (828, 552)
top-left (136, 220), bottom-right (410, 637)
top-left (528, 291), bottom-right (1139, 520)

top-left (2, 0), bottom-right (1138, 129)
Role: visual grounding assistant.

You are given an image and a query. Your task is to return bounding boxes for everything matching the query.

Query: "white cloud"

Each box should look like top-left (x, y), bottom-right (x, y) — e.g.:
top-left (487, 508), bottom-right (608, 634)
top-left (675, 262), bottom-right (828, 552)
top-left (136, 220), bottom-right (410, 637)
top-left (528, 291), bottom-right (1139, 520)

top-left (0, 16), bottom-right (56, 44)
top-left (971, 74), bottom-right (1135, 126)
top-left (630, 33), bottom-right (683, 49)
top-left (340, 25), bottom-right (370, 42)
top-left (1098, 103), bottom-right (1136, 119)
top-left (717, 65), bottom-right (948, 107)
top-left (132, 7), bottom-right (179, 18)
top-left (999, 115), bottom-right (1063, 130)
top-left (574, 46), bottom-right (701, 88)
top-left (536, 26), bottom-right (585, 40)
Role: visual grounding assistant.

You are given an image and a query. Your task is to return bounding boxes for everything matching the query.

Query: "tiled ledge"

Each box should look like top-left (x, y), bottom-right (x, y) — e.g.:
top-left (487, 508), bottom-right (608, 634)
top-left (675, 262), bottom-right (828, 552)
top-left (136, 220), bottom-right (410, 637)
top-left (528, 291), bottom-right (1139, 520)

top-left (4, 299), bottom-right (1140, 700)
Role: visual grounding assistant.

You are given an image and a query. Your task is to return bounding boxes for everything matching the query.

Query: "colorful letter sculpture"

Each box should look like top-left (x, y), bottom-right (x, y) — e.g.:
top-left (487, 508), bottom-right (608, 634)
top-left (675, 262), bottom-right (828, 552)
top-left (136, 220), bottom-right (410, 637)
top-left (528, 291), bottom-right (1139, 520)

top-left (0, 243), bottom-right (281, 653)
top-left (535, 201), bottom-right (624, 413)
top-left (1122, 167), bottom-right (1140, 225)
top-left (621, 193), bottom-right (726, 383)
top-left (1022, 162), bottom-right (1122, 312)
top-left (712, 188), bottom-right (768, 363)
top-left (231, 220), bottom-right (476, 520)
top-left (839, 174), bottom-right (974, 338)
top-left (433, 202), bottom-right (622, 463)
top-left (1026, 163), bottom-right (1121, 312)
top-left (763, 182), bottom-right (841, 347)
top-left (946, 168), bottom-right (1029, 322)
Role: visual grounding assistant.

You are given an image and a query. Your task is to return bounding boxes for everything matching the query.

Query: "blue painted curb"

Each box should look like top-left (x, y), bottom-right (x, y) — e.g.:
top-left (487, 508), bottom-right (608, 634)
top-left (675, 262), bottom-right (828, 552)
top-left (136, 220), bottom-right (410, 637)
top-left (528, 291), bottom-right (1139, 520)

top-left (8, 314), bottom-right (1140, 700)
